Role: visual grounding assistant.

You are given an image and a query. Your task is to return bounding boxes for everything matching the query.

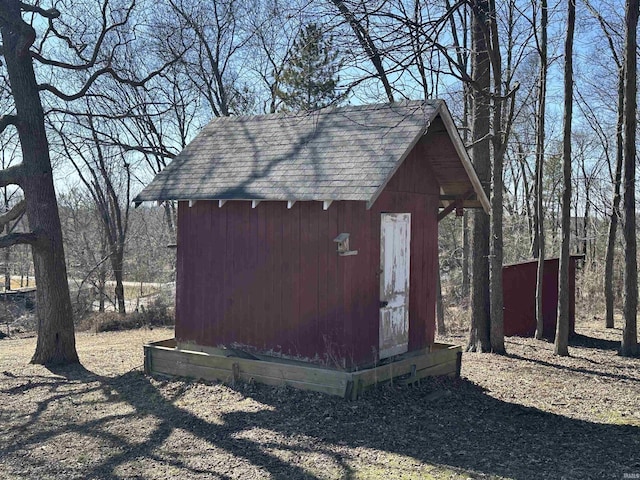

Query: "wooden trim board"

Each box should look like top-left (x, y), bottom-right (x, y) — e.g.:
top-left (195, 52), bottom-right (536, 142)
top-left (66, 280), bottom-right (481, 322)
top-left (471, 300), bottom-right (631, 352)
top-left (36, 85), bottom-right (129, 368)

top-left (144, 341), bottom-right (462, 399)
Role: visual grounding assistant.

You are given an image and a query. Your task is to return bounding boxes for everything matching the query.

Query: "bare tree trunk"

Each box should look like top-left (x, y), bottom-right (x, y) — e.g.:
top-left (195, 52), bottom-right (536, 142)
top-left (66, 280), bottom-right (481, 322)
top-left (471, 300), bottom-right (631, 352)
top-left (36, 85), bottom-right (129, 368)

top-left (98, 235), bottom-right (107, 313)
top-left (467, 0), bottom-right (491, 353)
top-left (620, 0), bottom-right (639, 357)
top-left (3, 187), bottom-right (9, 291)
top-left (583, 0), bottom-right (625, 329)
top-left (111, 248), bottom-right (126, 314)
top-left (534, 0), bottom-right (548, 340)
top-left (517, 143), bottom-right (534, 253)
top-left (555, 0), bottom-right (575, 357)
top-left (461, 81), bottom-right (471, 304)
top-left (488, 0), bottom-right (509, 355)
top-left (98, 275), bottom-right (106, 313)
top-left (605, 70), bottom-right (624, 329)
top-left (0, 1), bottom-right (78, 365)
top-left (4, 224), bottom-right (10, 291)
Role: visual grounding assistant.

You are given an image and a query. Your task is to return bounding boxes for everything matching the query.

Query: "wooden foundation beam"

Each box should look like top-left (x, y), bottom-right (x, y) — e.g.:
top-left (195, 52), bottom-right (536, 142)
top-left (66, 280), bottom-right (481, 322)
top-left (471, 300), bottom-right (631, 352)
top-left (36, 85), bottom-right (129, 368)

top-left (144, 340), bottom-right (462, 400)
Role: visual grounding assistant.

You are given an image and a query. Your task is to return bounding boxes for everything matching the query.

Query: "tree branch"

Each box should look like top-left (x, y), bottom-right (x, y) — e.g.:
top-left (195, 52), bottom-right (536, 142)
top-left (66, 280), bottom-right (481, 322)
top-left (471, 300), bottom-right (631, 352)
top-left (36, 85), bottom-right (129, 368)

top-left (31, 51), bottom-right (94, 71)
top-left (0, 199), bottom-right (26, 229)
top-left (0, 115), bottom-right (19, 134)
top-left (20, 3), bottom-right (60, 19)
top-left (0, 164), bottom-right (24, 187)
top-left (0, 232), bottom-right (39, 248)
top-left (38, 60), bottom-right (181, 102)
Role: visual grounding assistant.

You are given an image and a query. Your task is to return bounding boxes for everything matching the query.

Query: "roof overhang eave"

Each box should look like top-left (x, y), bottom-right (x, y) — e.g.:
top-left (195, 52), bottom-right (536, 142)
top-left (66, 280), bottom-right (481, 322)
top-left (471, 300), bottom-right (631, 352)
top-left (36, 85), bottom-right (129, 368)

top-left (436, 104), bottom-right (490, 214)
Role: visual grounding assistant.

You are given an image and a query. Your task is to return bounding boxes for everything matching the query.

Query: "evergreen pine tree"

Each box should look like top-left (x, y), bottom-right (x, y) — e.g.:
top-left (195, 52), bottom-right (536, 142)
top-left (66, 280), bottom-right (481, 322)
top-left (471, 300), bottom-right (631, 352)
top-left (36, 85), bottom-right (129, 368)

top-left (277, 23), bottom-right (340, 111)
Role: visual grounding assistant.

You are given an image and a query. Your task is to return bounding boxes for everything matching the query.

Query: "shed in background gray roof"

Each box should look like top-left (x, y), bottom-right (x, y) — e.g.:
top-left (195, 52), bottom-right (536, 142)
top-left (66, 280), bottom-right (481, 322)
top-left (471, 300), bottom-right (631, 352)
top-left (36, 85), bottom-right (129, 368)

top-left (134, 100), bottom-right (489, 211)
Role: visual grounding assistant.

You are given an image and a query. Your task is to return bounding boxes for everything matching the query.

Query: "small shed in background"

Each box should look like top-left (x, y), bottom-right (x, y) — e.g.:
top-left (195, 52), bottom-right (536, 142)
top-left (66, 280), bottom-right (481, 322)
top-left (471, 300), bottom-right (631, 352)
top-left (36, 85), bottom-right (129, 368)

top-left (136, 100), bottom-right (489, 398)
top-left (503, 256), bottom-right (582, 339)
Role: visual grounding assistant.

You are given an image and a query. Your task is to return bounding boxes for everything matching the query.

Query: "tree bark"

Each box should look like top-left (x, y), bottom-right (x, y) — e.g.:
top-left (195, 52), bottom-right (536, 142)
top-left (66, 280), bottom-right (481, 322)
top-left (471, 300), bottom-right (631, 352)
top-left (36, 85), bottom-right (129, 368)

top-left (488, 0), bottom-right (506, 354)
top-left (467, 0), bottom-right (491, 353)
top-left (4, 224), bottom-right (10, 291)
top-left (534, 0), bottom-right (548, 340)
top-left (604, 69), bottom-right (625, 329)
top-left (554, 0), bottom-right (575, 357)
top-left (111, 247), bottom-right (126, 314)
top-left (620, 0), bottom-right (639, 357)
top-left (0, 0), bottom-right (78, 364)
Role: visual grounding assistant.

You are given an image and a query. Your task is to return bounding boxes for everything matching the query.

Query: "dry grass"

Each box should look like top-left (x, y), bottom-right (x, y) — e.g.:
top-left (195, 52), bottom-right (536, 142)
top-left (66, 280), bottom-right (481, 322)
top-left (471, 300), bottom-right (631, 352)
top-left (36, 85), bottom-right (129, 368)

top-left (122, 283), bottom-right (162, 300)
top-left (0, 278), bottom-right (35, 291)
top-left (0, 319), bottom-right (639, 479)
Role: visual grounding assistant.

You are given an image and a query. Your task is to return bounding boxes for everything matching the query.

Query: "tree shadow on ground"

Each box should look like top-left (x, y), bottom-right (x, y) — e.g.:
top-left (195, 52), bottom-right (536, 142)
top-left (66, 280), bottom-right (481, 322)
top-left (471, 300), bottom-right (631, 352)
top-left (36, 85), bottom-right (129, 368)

top-left (505, 352), bottom-right (638, 383)
top-left (570, 333), bottom-right (621, 351)
top-left (2, 363), bottom-right (639, 480)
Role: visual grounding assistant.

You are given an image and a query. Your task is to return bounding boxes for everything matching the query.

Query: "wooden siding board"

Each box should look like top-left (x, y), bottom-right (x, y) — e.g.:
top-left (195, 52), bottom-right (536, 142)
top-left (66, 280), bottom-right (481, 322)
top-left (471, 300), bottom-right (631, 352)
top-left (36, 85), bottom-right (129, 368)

top-left (301, 202), bottom-right (320, 356)
top-left (265, 203), bottom-right (281, 349)
top-left (199, 202), bottom-right (212, 345)
top-left (408, 196), bottom-right (424, 351)
top-left (256, 204), bottom-right (267, 350)
top-left (211, 202), bottom-right (226, 345)
top-left (233, 204), bottom-right (244, 345)
top-left (292, 203), bottom-right (302, 356)
top-left (336, 202), bottom-right (349, 367)
top-left (243, 203), bottom-right (255, 345)
top-left (177, 201), bottom-right (197, 343)
top-left (369, 199), bottom-right (383, 361)
top-left (280, 203), bottom-right (295, 355)
top-left (361, 201), bottom-right (374, 360)
top-left (346, 201), bottom-right (371, 366)
top-left (341, 202), bottom-right (354, 365)
top-left (326, 203), bottom-right (342, 367)
top-left (223, 203), bottom-right (236, 345)
top-left (250, 203), bottom-right (261, 348)
top-left (317, 206), bottom-right (329, 361)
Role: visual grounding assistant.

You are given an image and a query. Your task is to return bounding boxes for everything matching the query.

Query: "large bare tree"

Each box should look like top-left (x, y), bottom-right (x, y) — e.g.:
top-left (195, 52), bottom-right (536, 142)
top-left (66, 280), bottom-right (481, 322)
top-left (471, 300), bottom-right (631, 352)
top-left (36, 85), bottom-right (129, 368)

top-left (0, 1), bottom-right (78, 364)
top-left (467, 0), bottom-right (491, 352)
top-left (620, 0), bottom-right (638, 357)
top-left (0, 0), bottom-right (173, 364)
top-left (554, 0), bottom-right (576, 357)
top-left (533, 0), bottom-right (548, 340)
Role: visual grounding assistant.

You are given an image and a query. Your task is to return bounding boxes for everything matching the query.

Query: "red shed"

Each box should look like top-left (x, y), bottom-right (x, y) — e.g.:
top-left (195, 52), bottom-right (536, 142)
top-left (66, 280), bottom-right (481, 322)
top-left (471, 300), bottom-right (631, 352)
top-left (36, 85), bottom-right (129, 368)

top-left (136, 101), bottom-right (489, 397)
top-left (503, 256), bottom-right (582, 338)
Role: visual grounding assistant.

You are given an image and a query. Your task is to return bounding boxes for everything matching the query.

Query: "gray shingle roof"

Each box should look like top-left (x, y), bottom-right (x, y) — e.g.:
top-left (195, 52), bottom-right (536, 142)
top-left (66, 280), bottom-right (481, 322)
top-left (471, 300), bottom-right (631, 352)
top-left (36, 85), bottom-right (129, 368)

top-left (134, 100), bottom-right (488, 210)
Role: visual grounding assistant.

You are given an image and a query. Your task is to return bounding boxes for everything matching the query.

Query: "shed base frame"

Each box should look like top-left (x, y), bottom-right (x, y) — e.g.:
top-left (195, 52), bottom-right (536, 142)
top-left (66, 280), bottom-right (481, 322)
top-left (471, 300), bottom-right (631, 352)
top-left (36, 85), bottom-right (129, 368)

top-left (144, 340), bottom-right (462, 400)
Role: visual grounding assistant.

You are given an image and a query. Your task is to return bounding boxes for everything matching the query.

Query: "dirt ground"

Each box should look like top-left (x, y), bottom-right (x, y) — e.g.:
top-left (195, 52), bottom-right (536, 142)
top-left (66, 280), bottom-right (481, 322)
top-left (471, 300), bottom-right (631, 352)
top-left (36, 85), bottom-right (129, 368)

top-left (1, 318), bottom-right (638, 480)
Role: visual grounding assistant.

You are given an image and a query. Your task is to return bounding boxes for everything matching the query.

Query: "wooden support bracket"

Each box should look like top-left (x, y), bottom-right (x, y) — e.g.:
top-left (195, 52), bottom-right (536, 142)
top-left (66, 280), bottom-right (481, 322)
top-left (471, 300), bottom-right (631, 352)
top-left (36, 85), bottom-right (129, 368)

top-left (438, 189), bottom-right (475, 222)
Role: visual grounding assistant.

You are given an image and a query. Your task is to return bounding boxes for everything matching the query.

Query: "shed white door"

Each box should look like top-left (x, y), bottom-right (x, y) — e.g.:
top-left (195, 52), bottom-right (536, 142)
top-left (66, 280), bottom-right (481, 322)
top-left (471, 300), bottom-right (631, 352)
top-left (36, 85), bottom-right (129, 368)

top-left (379, 213), bottom-right (411, 359)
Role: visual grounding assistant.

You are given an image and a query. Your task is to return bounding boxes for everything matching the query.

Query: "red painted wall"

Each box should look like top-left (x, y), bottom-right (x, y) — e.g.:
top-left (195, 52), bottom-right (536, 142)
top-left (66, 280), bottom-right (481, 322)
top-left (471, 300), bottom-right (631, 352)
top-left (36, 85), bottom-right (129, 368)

top-left (174, 139), bottom-right (440, 370)
top-left (502, 258), bottom-right (578, 338)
